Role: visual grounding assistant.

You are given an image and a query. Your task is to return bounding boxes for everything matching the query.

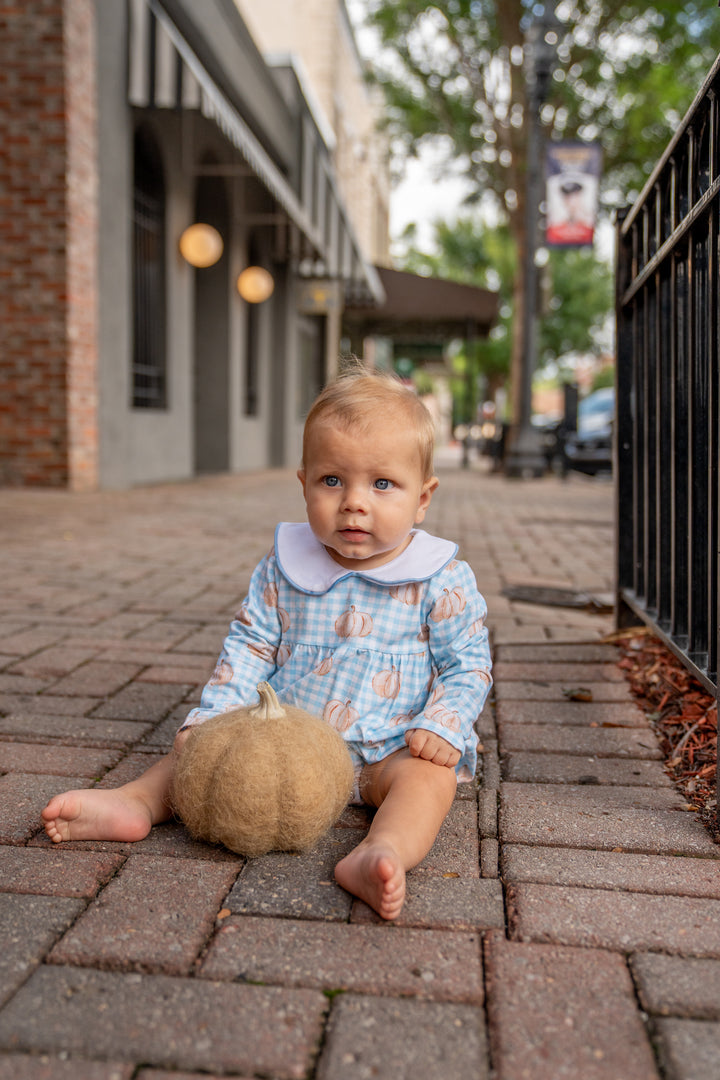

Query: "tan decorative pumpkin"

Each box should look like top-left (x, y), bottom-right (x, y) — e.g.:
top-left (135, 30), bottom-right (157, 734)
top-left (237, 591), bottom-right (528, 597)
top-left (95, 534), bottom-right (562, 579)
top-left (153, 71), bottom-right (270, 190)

top-left (171, 682), bottom-right (354, 857)
top-left (423, 683), bottom-right (461, 730)
top-left (263, 582), bottom-right (279, 607)
top-left (424, 699), bottom-right (462, 731)
top-left (473, 667), bottom-right (492, 685)
top-left (430, 586), bottom-right (467, 622)
top-left (235, 603), bottom-right (253, 625)
top-left (323, 697), bottom-right (360, 732)
top-left (261, 584), bottom-right (290, 629)
top-left (371, 666), bottom-right (402, 699)
top-left (390, 709), bottom-right (417, 727)
top-left (247, 641), bottom-right (278, 663)
top-left (390, 582), bottom-right (423, 606)
top-left (335, 605), bottom-right (373, 638)
top-left (208, 658), bottom-right (233, 686)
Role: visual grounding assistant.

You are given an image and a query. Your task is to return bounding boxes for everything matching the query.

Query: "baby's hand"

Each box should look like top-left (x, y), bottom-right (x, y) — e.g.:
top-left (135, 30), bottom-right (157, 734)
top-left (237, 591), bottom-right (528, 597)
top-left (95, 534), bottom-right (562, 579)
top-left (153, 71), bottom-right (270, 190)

top-left (404, 728), bottom-right (460, 768)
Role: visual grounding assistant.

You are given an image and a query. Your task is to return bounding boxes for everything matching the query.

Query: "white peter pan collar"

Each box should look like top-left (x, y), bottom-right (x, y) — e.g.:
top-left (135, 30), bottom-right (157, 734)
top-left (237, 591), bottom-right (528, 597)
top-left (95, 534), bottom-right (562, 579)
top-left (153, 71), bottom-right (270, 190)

top-left (274, 522), bottom-right (457, 594)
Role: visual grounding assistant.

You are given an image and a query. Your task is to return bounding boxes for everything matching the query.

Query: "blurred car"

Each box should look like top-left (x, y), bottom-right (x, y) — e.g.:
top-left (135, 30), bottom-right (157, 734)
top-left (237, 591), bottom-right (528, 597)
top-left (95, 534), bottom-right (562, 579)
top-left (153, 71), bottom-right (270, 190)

top-left (563, 387), bottom-right (615, 475)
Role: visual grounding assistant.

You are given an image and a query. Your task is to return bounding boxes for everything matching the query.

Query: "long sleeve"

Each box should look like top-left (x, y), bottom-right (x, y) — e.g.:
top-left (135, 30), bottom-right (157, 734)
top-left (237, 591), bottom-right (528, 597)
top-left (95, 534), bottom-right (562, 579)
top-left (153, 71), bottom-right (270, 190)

top-left (182, 552), bottom-right (284, 728)
top-left (416, 560), bottom-right (493, 755)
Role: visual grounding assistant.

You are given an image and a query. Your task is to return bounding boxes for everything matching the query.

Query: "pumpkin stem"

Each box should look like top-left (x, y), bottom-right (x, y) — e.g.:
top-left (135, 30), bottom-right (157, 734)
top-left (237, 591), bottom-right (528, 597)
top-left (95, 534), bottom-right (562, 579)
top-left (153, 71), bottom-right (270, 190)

top-left (249, 681), bottom-right (285, 721)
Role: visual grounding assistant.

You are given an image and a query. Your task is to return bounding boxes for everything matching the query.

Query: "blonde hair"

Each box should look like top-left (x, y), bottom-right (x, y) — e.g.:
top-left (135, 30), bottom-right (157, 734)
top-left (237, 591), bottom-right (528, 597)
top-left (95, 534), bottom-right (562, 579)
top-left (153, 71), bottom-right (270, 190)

top-left (302, 368), bottom-right (436, 480)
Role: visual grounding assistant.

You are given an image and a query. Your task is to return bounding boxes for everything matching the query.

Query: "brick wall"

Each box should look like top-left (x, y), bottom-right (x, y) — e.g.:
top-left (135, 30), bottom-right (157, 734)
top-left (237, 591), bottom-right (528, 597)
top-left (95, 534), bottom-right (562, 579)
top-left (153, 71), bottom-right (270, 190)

top-left (64, 0), bottom-right (99, 491)
top-left (0, 0), bottom-right (99, 489)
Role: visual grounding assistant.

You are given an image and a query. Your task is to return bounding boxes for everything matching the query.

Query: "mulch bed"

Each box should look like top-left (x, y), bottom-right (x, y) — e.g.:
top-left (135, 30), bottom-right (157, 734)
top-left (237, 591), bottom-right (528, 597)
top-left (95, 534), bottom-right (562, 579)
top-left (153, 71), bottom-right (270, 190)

top-left (614, 628), bottom-right (719, 843)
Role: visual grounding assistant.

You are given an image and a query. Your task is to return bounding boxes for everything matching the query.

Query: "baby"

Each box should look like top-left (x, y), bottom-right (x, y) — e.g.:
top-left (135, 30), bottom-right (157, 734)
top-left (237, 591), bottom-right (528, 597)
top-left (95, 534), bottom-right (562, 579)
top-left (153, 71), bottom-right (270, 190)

top-left (43, 369), bottom-right (492, 920)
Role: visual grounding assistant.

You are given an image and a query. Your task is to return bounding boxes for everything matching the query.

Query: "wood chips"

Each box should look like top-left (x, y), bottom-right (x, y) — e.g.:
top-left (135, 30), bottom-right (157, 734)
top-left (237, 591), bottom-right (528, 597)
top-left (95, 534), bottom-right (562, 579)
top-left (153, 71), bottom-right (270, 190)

top-left (614, 628), bottom-right (719, 843)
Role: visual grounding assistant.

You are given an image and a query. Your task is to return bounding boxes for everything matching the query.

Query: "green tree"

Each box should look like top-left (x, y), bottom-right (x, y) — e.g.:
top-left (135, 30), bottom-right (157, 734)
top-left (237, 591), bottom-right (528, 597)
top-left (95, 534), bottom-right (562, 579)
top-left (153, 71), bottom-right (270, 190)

top-left (540, 246), bottom-right (613, 364)
top-left (396, 215), bottom-right (613, 407)
top-left (360, 0), bottom-right (719, 421)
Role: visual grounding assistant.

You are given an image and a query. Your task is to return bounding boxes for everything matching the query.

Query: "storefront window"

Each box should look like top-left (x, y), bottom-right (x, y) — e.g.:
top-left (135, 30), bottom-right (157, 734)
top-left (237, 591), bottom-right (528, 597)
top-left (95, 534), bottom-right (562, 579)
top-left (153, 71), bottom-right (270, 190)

top-left (132, 126), bottom-right (167, 408)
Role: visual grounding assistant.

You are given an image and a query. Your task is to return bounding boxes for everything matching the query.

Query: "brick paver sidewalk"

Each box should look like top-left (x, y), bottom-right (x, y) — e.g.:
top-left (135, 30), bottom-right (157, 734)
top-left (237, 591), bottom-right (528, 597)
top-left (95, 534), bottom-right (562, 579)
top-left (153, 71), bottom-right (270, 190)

top-left (0, 459), bottom-right (718, 1079)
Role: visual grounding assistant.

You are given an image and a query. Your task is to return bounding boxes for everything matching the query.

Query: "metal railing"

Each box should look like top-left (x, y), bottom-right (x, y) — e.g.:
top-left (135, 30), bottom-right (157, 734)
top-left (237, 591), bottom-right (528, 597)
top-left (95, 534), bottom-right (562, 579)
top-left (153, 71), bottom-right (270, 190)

top-left (615, 54), bottom-right (720, 707)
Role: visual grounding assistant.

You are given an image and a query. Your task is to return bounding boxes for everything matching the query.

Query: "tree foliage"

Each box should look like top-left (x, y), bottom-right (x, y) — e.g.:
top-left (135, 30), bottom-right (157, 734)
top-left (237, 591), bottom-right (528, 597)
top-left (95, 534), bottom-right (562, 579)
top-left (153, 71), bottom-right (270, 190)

top-left (397, 215), bottom-right (612, 392)
top-left (364, 1), bottom-right (719, 217)
top-left (541, 246), bottom-right (612, 363)
top-left (360, 1), bottom-right (719, 421)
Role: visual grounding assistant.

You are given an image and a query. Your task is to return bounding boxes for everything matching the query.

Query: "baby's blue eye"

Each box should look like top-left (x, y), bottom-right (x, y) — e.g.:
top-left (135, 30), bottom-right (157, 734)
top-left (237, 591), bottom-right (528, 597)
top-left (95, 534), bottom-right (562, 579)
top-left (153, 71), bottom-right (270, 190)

top-left (323, 475), bottom-right (340, 487)
top-left (374, 478), bottom-right (393, 490)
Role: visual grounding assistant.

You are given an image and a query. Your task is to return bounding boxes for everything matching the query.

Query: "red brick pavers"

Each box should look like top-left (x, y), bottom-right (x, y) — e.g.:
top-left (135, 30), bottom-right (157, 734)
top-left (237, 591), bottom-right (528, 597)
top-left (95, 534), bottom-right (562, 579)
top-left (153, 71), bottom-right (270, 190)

top-left (494, 636), bottom-right (720, 1079)
top-left (1, 462), bottom-right (718, 1078)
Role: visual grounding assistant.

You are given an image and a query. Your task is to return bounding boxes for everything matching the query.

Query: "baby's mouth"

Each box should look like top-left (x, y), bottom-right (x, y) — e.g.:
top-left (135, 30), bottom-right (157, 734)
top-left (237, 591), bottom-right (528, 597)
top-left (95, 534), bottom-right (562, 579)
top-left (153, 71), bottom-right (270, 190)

top-left (339, 527), bottom-right (369, 541)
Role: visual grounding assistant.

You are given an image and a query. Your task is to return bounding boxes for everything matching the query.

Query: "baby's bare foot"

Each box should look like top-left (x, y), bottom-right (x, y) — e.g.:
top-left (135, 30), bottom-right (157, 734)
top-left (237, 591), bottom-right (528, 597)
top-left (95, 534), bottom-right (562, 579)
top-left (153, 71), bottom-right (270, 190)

top-left (334, 840), bottom-right (406, 921)
top-left (42, 788), bottom-right (154, 844)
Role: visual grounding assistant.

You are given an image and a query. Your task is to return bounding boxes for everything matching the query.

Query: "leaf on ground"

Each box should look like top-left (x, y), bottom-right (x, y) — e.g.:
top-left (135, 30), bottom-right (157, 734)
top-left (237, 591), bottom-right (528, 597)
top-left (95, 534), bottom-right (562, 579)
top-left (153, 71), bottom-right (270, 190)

top-left (562, 687), bottom-right (594, 702)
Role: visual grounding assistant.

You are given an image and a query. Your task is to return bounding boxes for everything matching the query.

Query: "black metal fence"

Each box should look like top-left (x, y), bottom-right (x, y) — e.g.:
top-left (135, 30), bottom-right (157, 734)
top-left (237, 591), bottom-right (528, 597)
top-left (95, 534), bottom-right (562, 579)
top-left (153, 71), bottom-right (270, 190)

top-left (615, 54), bottom-right (720, 703)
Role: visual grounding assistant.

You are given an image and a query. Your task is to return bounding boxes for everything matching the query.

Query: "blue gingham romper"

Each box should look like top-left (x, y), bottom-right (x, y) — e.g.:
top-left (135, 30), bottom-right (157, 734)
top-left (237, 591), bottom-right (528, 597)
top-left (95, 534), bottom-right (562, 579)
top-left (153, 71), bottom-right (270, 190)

top-left (182, 523), bottom-right (492, 785)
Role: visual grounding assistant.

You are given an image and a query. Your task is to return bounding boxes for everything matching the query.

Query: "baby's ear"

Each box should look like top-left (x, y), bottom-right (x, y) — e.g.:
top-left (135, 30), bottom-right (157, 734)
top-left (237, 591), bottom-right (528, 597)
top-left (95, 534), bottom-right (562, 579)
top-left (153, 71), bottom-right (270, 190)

top-left (415, 476), bottom-right (439, 522)
top-left (297, 468), bottom-right (307, 495)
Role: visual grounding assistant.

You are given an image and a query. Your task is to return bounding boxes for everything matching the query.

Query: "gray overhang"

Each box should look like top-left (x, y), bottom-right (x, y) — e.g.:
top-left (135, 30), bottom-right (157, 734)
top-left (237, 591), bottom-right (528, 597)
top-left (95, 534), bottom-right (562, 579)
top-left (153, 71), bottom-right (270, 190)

top-left (343, 266), bottom-right (498, 341)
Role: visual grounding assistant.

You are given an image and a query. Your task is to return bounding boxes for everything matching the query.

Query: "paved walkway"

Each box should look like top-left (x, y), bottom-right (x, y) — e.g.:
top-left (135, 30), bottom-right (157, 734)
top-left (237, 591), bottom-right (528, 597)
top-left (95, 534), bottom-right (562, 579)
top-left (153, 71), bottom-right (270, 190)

top-left (0, 457), bottom-right (718, 1080)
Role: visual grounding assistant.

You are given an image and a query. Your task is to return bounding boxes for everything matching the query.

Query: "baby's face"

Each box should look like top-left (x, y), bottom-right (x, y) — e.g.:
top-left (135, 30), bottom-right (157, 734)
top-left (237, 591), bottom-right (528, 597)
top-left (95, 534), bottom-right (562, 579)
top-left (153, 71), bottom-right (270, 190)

top-left (298, 416), bottom-right (438, 570)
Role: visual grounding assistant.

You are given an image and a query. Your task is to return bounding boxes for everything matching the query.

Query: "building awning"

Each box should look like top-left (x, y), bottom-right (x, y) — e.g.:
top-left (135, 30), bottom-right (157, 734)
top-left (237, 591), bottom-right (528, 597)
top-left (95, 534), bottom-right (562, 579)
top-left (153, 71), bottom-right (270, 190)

top-left (343, 266), bottom-right (498, 341)
top-left (127, 0), bottom-right (384, 304)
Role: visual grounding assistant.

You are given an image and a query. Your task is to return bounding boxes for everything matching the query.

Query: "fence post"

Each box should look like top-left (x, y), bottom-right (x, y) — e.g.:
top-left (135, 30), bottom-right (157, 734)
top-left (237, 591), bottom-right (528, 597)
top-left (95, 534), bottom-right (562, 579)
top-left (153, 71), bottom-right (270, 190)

top-left (614, 207), bottom-right (640, 631)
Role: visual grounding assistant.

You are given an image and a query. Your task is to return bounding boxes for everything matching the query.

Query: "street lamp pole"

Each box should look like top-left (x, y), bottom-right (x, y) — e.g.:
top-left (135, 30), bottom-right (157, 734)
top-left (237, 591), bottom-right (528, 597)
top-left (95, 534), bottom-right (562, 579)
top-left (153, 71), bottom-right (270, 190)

top-left (505, 3), bottom-right (558, 478)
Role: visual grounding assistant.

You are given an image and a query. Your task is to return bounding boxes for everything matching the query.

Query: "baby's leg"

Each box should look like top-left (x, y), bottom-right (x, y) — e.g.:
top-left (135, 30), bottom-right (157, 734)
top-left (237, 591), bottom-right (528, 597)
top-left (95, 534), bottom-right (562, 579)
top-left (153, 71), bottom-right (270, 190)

top-left (42, 752), bottom-right (176, 844)
top-left (334, 749), bottom-right (457, 921)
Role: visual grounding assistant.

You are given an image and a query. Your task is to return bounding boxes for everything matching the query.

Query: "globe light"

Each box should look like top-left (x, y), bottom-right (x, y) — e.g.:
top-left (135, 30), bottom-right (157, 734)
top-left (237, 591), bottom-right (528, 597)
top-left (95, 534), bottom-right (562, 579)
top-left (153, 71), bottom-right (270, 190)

top-left (237, 265), bottom-right (275, 303)
top-left (178, 223), bottom-right (224, 268)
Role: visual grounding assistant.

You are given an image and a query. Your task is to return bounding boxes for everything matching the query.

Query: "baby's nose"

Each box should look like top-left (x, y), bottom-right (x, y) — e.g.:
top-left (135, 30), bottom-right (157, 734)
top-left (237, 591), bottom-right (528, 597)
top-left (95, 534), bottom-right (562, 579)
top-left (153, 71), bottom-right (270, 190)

top-left (342, 484), bottom-right (368, 511)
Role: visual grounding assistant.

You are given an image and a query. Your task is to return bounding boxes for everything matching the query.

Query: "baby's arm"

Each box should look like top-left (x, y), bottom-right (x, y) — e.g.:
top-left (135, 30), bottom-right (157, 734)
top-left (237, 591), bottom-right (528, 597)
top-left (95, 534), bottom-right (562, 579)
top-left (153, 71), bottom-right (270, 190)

top-left (182, 552), bottom-right (284, 729)
top-left (411, 561), bottom-right (492, 762)
top-left (404, 728), bottom-right (460, 767)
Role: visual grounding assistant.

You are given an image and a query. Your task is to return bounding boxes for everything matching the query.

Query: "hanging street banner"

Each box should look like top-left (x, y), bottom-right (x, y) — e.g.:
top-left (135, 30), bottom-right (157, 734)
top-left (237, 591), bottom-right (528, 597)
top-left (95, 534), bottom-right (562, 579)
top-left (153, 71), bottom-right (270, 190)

top-left (545, 142), bottom-right (602, 247)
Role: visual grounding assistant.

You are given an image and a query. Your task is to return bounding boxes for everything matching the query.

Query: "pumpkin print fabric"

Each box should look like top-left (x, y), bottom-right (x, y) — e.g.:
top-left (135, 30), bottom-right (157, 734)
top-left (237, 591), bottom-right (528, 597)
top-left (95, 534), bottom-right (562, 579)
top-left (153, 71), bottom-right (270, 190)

top-left (183, 523), bottom-right (492, 783)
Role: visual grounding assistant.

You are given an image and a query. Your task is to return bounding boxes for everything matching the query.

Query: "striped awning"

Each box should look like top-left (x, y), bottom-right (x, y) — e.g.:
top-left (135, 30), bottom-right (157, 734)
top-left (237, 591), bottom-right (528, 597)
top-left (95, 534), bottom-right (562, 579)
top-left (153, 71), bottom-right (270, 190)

top-left (127, 0), bottom-right (383, 304)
